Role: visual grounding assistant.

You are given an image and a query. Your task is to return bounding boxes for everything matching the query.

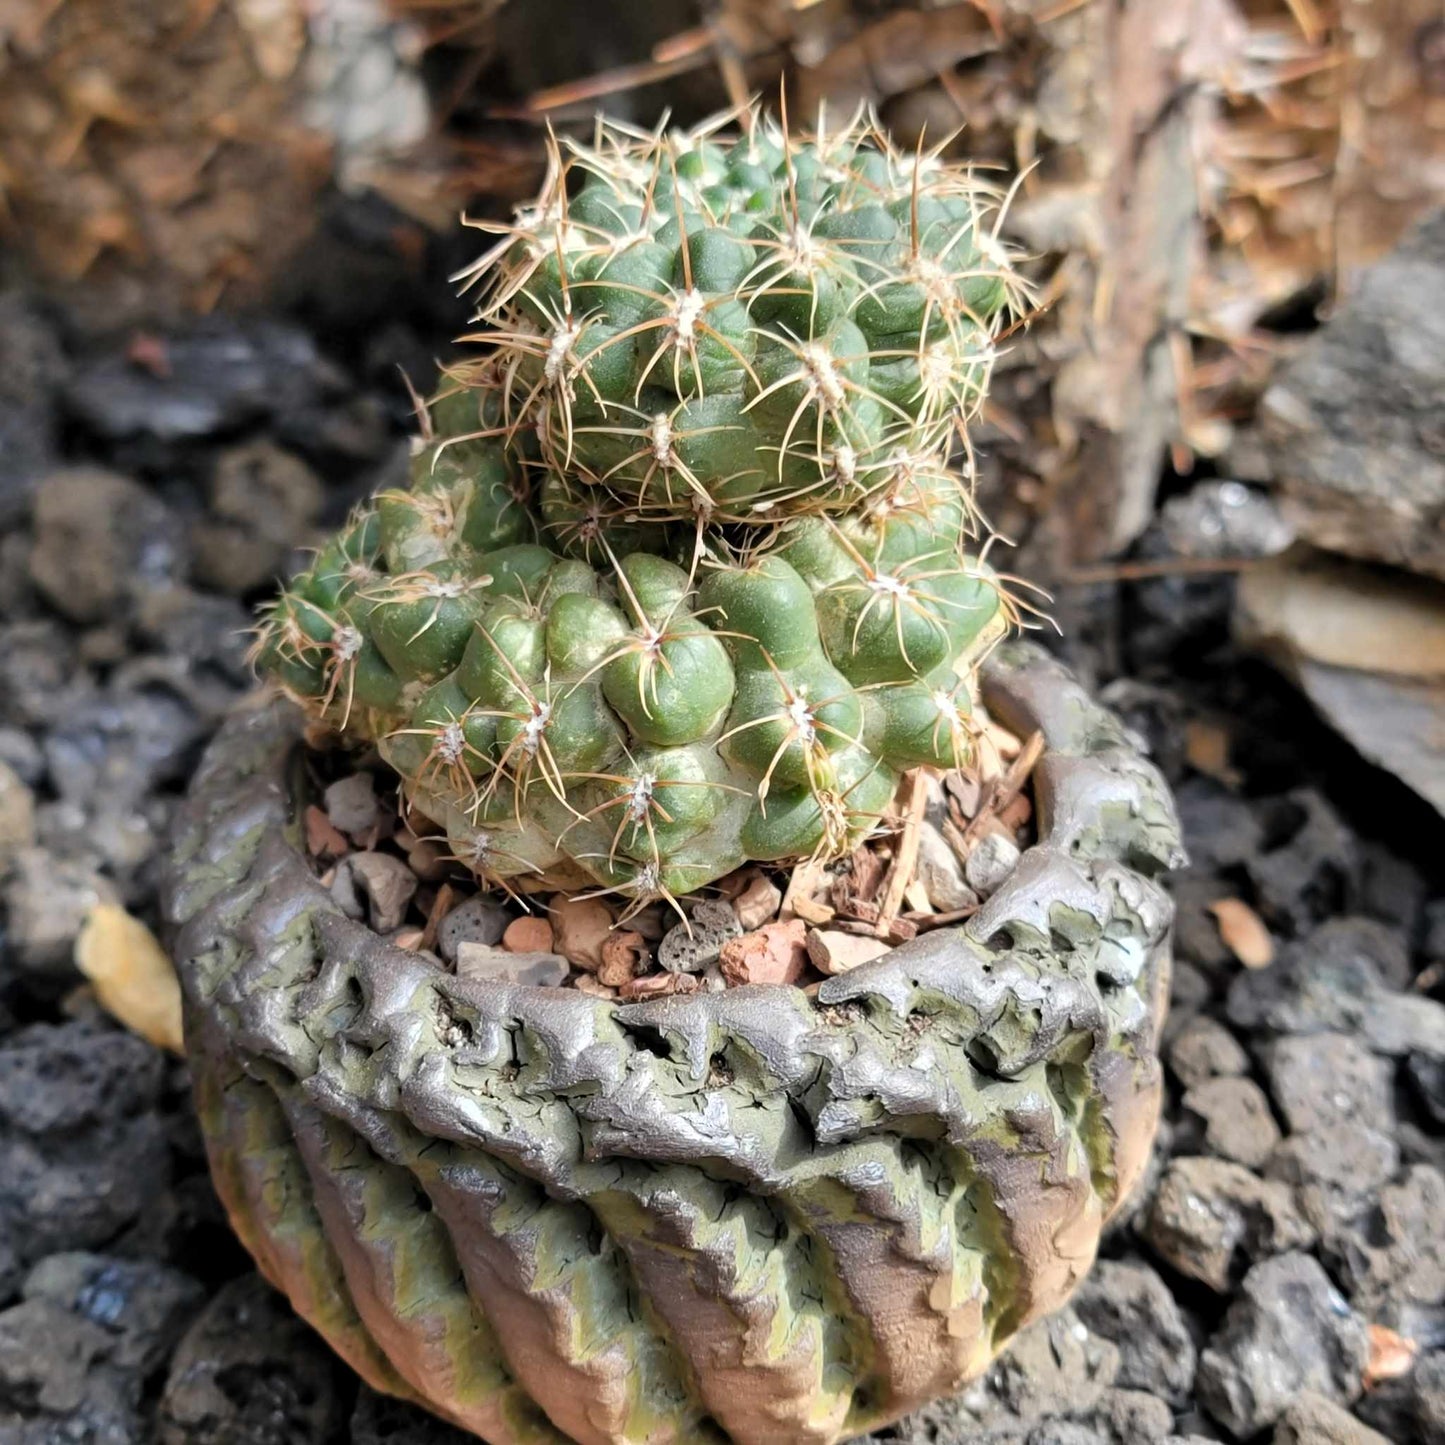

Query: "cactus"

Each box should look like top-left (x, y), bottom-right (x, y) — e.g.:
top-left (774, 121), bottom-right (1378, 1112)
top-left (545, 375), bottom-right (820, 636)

top-left (255, 106), bottom-right (1029, 906)
top-left (459, 105), bottom-right (1027, 524)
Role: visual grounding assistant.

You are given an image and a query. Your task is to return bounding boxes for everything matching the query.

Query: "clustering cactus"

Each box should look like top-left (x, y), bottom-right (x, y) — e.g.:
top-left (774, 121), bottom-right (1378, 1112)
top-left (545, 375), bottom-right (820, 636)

top-left (461, 108), bottom-right (1025, 524)
top-left (257, 105), bottom-right (1028, 905)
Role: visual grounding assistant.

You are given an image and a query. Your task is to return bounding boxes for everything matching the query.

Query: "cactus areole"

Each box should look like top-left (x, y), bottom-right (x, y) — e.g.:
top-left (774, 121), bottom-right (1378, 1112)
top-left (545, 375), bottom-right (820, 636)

top-left (165, 108), bottom-right (1186, 1445)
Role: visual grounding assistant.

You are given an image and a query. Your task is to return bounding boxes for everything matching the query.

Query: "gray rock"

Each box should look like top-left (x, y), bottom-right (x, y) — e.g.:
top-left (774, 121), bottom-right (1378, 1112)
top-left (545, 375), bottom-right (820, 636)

top-left (1167, 1016), bottom-right (1248, 1090)
top-left (1098, 1388), bottom-right (1174, 1443)
top-left (1273, 1392), bottom-right (1390, 1445)
top-left (1353, 1367), bottom-right (1427, 1445)
top-left (1168, 872), bottom-right (1237, 973)
top-left (339, 852), bottom-right (418, 934)
top-left (1158, 479), bottom-right (1295, 561)
top-left (1266, 1121), bottom-right (1400, 1238)
top-left (1025, 1425), bottom-right (1109, 1445)
top-left (1171, 786), bottom-right (1265, 874)
top-left (1237, 559), bottom-right (1445, 817)
top-left (1243, 788), bottom-right (1357, 935)
top-left (351, 1387), bottom-right (477, 1445)
top-left (133, 587), bottom-right (253, 697)
top-left (1228, 916), bottom-right (1445, 1057)
top-left (915, 821), bottom-right (979, 912)
top-left (0, 726), bottom-right (43, 788)
top-left (0, 1293), bottom-right (131, 1426)
top-left (3, 848), bottom-right (118, 980)
top-left (1326, 1165), bottom-right (1445, 1323)
top-left (323, 772), bottom-right (381, 837)
top-left (0, 1024), bottom-right (170, 1295)
top-left (1253, 208), bottom-right (1445, 581)
top-left (965, 832), bottom-right (1021, 895)
top-left (0, 620), bottom-right (91, 729)
top-left (190, 440), bottom-right (325, 596)
top-left (157, 1274), bottom-right (348, 1445)
top-left (982, 1309), bottom-right (1120, 1426)
top-left (0, 760), bottom-right (35, 874)
top-left (1181, 1077), bottom-right (1281, 1169)
top-left (1264, 1031), bottom-right (1395, 1135)
top-left (1073, 1260), bottom-right (1197, 1406)
top-left (36, 797), bottom-right (170, 896)
top-left (23, 1252), bottom-right (204, 1375)
top-left (0, 294), bottom-right (63, 528)
top-left (28, 468), bottom-right (186, 624)
top-left (1164, 963), bottom-right (1212, 1028)
top-left (66, 320), bottom-right (336, 444)
top-left (1145, 1155), bottom-right (1315, 1291)
top-left (43, 686), bottom-right (203, 809)
top-left (454, 944), bottom-right (570, 988)
top-left (435, 895), bottom-right (511, 962)
top-left (1409, 1054), bottom-right (1445, 1129)
top-left (658, 900), bottom-right (741, 974)
top-left (1197, 1252), bottom-right (1370, 1438)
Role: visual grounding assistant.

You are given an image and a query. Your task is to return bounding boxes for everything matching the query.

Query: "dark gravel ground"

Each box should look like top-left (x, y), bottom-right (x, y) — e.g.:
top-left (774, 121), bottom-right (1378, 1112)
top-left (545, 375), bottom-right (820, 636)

top-left (0, 275), bottom-right (1442, 1445)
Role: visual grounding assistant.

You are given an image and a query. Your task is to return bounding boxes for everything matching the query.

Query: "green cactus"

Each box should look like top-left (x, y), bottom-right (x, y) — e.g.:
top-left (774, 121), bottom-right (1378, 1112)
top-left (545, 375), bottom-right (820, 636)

top-left (459, 105), bottom-right (1027, 525)
top-left (254, 106), bottom-right (1029, 906)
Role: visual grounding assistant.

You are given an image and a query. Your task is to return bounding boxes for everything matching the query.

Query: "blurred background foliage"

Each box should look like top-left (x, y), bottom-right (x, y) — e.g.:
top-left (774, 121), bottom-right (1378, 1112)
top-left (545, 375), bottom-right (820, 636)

top-left (2, 0), bottom-right (1441, 571)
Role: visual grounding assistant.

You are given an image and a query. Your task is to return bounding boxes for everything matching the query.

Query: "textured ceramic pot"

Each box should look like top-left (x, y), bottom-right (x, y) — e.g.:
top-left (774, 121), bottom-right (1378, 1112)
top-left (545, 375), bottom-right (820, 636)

top-left (161, 642), bottom-right (1184, 1445)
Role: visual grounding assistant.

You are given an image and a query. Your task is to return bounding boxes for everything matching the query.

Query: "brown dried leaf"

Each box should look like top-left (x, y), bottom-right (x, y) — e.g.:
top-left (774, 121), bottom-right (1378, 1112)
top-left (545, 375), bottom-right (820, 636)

top-left (1208, 898), bottom-right (1275, 969)
top-left (75, 904), bottom-right (184, 1055)
top-left (781, 858), bottom-right (834, 925)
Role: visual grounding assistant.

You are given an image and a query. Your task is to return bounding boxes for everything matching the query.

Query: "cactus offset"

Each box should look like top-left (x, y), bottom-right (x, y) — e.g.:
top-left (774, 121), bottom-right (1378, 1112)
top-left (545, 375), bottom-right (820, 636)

top-left (255, 106), bottom-right (1029, 906)
top-left (459, 104), bottom-right (1028, 525)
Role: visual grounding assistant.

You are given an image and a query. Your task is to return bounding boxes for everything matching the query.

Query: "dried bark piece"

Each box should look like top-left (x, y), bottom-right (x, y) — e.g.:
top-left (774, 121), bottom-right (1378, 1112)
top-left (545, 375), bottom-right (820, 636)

top-left (781, 858), bottom-right (835, 925)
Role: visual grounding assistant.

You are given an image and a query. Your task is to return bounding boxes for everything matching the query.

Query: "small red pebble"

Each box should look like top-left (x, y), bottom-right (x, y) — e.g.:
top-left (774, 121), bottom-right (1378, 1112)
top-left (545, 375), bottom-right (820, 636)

top-left (719, 918), bottom-right (808, 987)
top-left (304, 805), bottom-right (349, 860)
top-left (502, 916), bottom-right (554, 954)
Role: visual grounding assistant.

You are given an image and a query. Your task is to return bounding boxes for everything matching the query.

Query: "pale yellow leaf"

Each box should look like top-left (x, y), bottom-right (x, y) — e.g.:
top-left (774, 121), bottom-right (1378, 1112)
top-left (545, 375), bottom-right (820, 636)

top-left (235, 0), bottom-right (307, 82)
top-left (75, 904), bottom-right (184, 1055)
top-left (1208, 898), bottom-right (1275, 970)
